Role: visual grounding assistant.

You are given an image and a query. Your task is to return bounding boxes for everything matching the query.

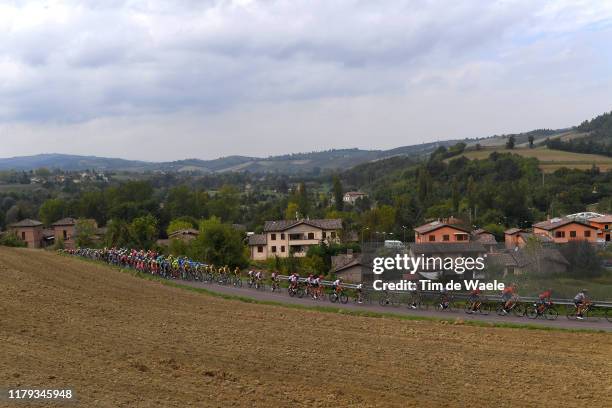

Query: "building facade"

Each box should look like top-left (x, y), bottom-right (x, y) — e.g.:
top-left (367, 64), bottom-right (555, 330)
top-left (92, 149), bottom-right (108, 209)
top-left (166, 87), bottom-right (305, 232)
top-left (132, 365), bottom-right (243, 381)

top-left (532, 218), bottom-right (598, 244)
top-left (7, 219), bottom-right (44, 248)
top-left (248, 219), bottom-right (342, 260)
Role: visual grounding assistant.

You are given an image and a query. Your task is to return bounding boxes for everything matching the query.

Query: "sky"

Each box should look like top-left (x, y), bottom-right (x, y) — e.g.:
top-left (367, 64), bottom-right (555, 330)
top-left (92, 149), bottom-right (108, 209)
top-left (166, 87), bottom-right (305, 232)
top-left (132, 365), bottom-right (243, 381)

top-left (1, 0), bottom-right (612, 162)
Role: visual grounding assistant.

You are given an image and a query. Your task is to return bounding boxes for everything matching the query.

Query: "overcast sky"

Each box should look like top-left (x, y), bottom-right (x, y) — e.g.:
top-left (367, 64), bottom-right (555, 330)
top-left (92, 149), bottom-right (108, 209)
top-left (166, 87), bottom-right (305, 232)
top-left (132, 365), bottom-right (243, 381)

top-left (1, 0), bottom-right (611, 161)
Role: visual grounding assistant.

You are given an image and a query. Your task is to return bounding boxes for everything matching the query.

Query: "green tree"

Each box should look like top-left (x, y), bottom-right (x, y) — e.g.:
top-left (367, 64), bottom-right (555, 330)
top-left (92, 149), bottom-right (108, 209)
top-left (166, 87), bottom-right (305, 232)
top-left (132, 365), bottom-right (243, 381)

top-left (189, 217), bottom-right (246, 268)
top-left (129, 214), bottom-right (159, 249)
top-left (332, 176), bottom-right (344, 211)
top-left (75, 219), bottom-right (98, 247)
top-left (105, 219), bottom-right (131, 247)
top-left (39, 198), bottom-right (66, 226)
top-left (528, 135), bottom-right (535, 148)
top-left (506, 136), bottom-right (515, 149)
top-left (285, 202), bottom-right (299, 220)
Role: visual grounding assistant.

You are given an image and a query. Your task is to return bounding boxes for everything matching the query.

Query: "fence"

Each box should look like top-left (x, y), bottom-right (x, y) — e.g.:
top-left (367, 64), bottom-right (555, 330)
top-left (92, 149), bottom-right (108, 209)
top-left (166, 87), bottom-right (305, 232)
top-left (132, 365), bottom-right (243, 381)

top-left (278, 275), bottom-right (612, 308)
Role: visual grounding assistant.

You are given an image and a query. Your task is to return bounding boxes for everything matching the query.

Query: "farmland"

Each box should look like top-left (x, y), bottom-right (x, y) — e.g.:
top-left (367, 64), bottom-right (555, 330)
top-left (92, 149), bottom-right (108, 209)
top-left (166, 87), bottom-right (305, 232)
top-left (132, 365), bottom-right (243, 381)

top-left (1, 247), bottom-right (611, 407)
top-left (456, 146), bottom-right (612, 172)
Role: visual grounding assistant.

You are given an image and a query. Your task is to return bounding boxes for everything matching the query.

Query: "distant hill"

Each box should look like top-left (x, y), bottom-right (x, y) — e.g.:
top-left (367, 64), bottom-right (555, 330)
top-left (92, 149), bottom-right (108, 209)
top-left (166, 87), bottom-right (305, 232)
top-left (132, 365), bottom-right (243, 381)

top-left (0, 141), bottom-right (460, 174)
top-left (2, 109), bottom-right (610, 173)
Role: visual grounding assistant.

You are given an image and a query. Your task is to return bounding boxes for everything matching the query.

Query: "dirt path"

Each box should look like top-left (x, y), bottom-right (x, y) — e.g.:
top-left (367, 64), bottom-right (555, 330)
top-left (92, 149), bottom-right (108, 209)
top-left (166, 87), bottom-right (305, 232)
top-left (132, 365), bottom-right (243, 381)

top-left (1, 248), bottom-right (611, 407)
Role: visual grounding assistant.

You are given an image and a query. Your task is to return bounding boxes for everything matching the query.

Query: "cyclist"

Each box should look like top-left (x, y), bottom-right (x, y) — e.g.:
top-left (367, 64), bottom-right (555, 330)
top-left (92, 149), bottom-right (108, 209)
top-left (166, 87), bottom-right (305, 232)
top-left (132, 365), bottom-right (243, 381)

top-left (467, 288), bottom-right (482, 313)
top-left (289, 272), bottom-right (299, 290)
top-left (313, 274), bottom-right (323, 299)
top-left (573, 289), bottom-right (590, 320)
top-left (356, 282), bottom-right (364, 304)
top-left (537, 289), bottom-right (552, 312)
top-left (332, 277), bottom-right (343, 293)
top-left (270, 271), bottom-right (280, 291)
top-left (305, 274), bottom-right (315, 296)
top-left (439, 288), bottom-right (451, 310)
top-left (254, 270), bottom-right (263, 286)
top-left (500, 284), bottom-right (516, 314)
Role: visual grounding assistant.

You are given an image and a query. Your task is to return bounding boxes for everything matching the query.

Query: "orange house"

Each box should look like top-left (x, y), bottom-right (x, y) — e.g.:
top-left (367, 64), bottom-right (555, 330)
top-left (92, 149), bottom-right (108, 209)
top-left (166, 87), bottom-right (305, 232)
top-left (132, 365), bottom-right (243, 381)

top-left (7, 219), bottom-right (44, 248)
top-left (587, 215), bottom-right (612, 242)
top-left (52, 217), bottom-right (77, 249)
top-left (504, 228), bottom-right (523, 249)
top-left (532, 218), bottom-right (598, 244)
top-left (414, 221), bottom-right (470, 243)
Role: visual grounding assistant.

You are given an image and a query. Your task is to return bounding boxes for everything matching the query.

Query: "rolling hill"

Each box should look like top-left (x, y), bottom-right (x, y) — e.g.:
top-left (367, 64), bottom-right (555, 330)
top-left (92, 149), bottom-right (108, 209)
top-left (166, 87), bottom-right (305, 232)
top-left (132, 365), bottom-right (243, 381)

top-left (0, 141), bottom-right (461, 174)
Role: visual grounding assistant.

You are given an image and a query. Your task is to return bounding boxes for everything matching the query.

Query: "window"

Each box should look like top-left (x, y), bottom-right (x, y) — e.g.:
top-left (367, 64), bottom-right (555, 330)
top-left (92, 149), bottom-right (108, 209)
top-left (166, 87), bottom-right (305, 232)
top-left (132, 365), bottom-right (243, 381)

top-left (271, 233), bottom-right (276, 240)
top-left (442, 235), bottom-right (450, 241)
top-left (322, 231), bottom-right (327, 239)
top-left (569, 230), bottom-right (576, 238)
top-left (21, 232), bottom-right (26, 240)
top-left (605, 224), bottom-right (609, 230)
top-left (281, 246), bottom-right (285, 253)
top-left (271, 246), bottom-right (277, 253)
top-left (428, 235), bottom-right (435, 242)
top-left (331, 232), bottom-right (336, 238)
top-left (289, 233), bottom-right (301, 240)
top-left (257, 246), bottom-right (263, 253)
top-left (63, 230), bottom-right (67, 240)
top-left (280, 233), bottom-right (285, 240)
top-left (584, 230), bottom-right (591, 238)
top-left (555, 231), bottom-right (565, 238)
top-left (308, 232), bottom-right (315, 240)
top-left (456, 234), bottom-right (467, 241)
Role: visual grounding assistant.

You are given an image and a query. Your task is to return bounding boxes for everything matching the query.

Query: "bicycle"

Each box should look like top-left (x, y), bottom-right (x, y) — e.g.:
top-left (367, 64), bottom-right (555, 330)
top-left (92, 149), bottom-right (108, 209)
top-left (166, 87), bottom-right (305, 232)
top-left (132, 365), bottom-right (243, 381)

top-left (526, 301), bottom-right (558, 320)
top-left (435, 294), bottom-right (455, 311)
top-left (329, 289), bottom-right (348, 304)
top-left (407, 291), bottom-right (427, 310)
top-left (566, 302), bottom-right (597, 321)
top-left (353, 290), bottom-right (371, 305)
top-left (378, 291), bottom-right (400, 307)
top-left (465, 299), bottom-right (490, 315)
top-left (288, 284), bottom-right (305, 298)
top-left (496, 299), bottom-right (525, 317)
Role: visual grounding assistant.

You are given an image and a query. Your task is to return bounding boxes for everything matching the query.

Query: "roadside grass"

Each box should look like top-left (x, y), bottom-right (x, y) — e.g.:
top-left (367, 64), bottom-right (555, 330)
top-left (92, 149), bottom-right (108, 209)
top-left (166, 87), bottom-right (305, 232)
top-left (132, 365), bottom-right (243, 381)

top-left (64, 254), bottom-right (609, 334)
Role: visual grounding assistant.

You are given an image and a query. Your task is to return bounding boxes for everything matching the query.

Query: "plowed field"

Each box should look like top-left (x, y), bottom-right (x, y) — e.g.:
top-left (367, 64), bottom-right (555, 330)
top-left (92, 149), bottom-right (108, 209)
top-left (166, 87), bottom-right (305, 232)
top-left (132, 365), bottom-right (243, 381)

top-left (1, 248), bottom-right (611, 407)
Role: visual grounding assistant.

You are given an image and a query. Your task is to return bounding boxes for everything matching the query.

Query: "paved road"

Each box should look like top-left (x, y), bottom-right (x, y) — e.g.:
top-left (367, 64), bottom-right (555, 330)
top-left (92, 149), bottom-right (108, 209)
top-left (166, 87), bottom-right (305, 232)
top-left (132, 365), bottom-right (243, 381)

top-left (179, 280), bottom-right (612, 332)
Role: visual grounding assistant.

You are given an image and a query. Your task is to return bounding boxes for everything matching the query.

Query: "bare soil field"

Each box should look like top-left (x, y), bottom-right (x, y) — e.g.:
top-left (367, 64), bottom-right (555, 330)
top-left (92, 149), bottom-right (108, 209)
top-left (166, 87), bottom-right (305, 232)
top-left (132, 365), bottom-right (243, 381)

top-left (1, 248), bottom-right (611, 407)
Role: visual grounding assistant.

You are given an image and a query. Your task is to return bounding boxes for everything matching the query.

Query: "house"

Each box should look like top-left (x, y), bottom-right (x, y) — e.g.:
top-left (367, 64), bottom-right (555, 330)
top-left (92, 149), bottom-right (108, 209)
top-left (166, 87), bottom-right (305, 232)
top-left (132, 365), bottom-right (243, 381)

top-left (504, 228), bottom-right (523, 249)
top-left (487, 248), bottom-right (569, 276)
top-left (52, 217), bottom-right (77, 249)
top-left (248, 218), bottom-right (342, 260)
top-left (587, 214), bottom-right (612, 242)
top-left (343, 191), bottom-right (368, 205)
top-left (504, 228), bottom-right (554, 249)
top-left (471, 228), bottom-right (497, 250)
top-left (409, 242), bottom-right (487, 280)
top-left (331, 252), bottom-right (372, 283)
top-left (532, 217), bottom-right (598, 244)
top-left (414, 218), bottom-right (471, 243)
top-left (7, 219), bottom-right (44, 248)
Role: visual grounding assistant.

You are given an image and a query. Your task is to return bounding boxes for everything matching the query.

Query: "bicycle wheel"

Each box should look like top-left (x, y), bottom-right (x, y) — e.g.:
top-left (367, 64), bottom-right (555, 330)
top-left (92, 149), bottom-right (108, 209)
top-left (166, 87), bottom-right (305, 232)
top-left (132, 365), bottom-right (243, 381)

top-left (297, 288), bottom-right (305, 298)
top-left (496, 304), bottom-right (506, 316)
top-left (479, 303), bottom-right (490, 315)
top-left (379, 297), bottom-right (390, 306)
top-left (545, 307), bottom-right (558, 320)
top-left (339, 293), bottom-right (348, 304)
top-left (566, 305), bottom-right (577, 320)
top-left (526, 306), bottom-right (538, 319)
top-left (330, 293), bottom-right (338, 303)
top-left (512, 303), bottom-right (526, 317)
top-left (288, 288), bottom-right (295, 297)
